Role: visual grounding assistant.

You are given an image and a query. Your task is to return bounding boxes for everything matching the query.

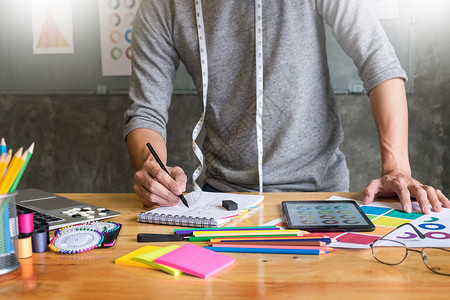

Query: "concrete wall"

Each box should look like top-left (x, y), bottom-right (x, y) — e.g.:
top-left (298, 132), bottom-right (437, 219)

top-left (1, 3), bottom-right (449, 196)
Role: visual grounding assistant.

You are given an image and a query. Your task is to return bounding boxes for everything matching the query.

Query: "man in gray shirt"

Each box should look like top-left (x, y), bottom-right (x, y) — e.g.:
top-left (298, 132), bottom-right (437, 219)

top-left (124, 0), bottom-right (449, 214)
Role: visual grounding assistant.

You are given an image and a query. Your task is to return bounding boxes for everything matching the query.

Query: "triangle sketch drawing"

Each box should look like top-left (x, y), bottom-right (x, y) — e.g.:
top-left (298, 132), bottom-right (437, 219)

top-left (36, 7), bottom-right (69, 48)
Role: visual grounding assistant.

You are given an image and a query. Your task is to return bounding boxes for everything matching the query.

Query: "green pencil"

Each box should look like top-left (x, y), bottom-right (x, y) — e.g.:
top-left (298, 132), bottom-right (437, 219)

top-left (189, 233), bottom-right (300, 242)
top-left (8, 142), bottom-right (34, 193)
top-left (174, 226), bottom-right (279, 233)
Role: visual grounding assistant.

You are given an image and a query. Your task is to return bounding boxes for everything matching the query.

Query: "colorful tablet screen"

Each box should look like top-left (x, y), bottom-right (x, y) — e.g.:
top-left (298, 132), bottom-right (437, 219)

top-left (282, 201), bottom-right (375, 232)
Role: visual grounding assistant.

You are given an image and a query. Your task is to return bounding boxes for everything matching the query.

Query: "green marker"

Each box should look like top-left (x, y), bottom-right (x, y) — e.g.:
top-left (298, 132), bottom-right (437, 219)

top-left (8, 142), bottom-right (34, 193)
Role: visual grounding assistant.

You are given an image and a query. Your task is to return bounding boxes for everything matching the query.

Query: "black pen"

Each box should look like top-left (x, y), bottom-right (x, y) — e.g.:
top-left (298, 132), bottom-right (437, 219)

top-left (146, 142), bottom-right (189, 207)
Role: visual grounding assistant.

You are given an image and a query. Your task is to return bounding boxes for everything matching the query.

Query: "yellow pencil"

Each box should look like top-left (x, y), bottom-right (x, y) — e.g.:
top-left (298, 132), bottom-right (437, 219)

top-left (0, 153), bottom-right (5, 179)
top-left (0, 149), bottom-right (13, 181)
top-left (0, 150), bottom-right (11, 178)
top-left (0, 148), bottom-right (26, 194)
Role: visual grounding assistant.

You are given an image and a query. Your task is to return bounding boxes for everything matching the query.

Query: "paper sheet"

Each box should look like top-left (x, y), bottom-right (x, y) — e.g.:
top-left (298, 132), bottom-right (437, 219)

top-left (327, 196), bottom-right (450, 249)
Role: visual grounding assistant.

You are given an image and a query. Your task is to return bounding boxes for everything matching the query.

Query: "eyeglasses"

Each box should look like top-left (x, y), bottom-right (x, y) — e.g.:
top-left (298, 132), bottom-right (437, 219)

top-left (370, 223), bottom-right (450, 276)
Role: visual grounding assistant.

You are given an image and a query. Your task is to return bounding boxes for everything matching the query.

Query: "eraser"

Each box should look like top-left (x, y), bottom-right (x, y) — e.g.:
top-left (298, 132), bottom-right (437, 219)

top-left (222, 200), bottom-right (238, 211)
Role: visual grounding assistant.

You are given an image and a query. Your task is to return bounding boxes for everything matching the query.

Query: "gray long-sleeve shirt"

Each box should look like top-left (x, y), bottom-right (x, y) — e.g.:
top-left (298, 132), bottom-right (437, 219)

top-left (124, 0), bottom-right (407, 192)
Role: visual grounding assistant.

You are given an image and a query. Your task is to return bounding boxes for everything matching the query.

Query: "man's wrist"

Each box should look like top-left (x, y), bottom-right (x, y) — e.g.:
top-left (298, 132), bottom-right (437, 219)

top-left (380, 152), bottom-right (411, 177)
top-left (381, 166), bottom-right (411, 177)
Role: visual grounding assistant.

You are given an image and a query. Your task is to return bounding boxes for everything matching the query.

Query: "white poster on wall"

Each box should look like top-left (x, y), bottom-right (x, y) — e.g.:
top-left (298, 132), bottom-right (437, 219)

top-left (99, 0), bottom-right (140, 76)
top-left (31, 0), bottom-right (74, 54)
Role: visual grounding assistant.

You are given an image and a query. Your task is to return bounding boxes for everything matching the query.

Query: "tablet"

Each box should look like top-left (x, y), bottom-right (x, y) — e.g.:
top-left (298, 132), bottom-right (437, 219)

top-left (282, 200), bottom-right (375, 232)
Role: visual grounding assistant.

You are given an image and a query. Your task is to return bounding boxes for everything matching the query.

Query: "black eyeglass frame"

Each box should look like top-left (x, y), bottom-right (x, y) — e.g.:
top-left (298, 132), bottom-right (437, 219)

top-left (370, 223), bottom-right (450, 276)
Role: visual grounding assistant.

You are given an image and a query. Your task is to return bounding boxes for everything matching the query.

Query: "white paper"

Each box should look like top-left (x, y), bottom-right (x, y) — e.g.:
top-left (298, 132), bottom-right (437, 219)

top-left (327, 196), bottom-right (450, 249)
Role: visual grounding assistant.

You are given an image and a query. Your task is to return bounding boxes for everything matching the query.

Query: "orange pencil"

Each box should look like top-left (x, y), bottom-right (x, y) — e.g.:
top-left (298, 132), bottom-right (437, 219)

top-left (0, 148), bottom-right (26, 194)
top-left (209, 241), bottom-right (327, 246)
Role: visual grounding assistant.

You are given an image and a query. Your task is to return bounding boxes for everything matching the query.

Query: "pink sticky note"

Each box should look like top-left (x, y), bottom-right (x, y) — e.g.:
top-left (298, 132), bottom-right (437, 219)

top-left (154, 244), bottom-right (235, 279)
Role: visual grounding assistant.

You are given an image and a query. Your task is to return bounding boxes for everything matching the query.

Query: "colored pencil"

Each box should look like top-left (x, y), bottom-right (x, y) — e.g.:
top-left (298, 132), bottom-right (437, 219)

top-left (209, 241), bottom-right (327, 246)
top-left (0, 148), bottom-right (26, 194)
top-left (0, 138), bottom-right (6, 155)
top-left (210, 235), bottom-right (331, 240)
top-left (174, 226), bottom-right (282, 235)
top-left (208, 243), bottom-right (335, 251)
top-left (210, 236), bottom-right (335, 241)
top-left (0, 150), bottom-right (12, 179)
top-left (0, 198), bottom-right (7, 253)
top-left (204, 246), bottom-right (328, 255)
top-left (0, 153), bottom-right (4, 178)
top-left (192, 229), bottom-right (306, 237)
top-left (189, 234), bottom-right (302, 242)
top-left (210, 237), bottom-right (337, 243)
top-left (9, 143), bottom-right (34, 193)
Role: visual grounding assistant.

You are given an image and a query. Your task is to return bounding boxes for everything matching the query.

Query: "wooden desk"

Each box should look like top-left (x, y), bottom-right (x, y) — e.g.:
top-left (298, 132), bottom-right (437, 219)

top-left (1, 193), bottom-right (449, 299)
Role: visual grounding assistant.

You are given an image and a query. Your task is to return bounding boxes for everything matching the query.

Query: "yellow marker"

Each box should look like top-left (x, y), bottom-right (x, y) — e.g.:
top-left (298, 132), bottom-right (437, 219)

top-left (0, 148), bottom-right (26, 194)
top-left (0, 149), bottom-right (13, 180)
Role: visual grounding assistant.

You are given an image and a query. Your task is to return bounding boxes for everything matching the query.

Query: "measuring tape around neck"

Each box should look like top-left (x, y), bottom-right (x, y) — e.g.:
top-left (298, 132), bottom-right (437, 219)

top-left (193, 0), bottom-right (264, 194)
top-left (255, 0), bottom-right (264, 194)
top-left (192, 0), bottom-right (208, 191)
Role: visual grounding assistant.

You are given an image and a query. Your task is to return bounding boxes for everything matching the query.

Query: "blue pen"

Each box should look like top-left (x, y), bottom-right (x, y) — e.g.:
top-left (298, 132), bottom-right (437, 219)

top-left (204, 246), bottom-right (328, 255)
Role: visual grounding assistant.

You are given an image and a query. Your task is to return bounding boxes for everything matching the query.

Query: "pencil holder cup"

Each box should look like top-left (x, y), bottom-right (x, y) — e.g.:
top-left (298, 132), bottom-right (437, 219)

top-left (0, 191), bottom-right (21, 280)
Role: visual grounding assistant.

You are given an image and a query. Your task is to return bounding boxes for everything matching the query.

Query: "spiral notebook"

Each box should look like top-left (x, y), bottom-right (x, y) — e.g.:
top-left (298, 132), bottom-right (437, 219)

top-left (137, 191), bottom-right (264, 227)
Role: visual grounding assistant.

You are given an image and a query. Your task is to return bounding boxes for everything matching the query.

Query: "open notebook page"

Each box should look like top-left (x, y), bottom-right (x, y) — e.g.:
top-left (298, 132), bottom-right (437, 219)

top-left (142, 191), bottom-right (264, 226)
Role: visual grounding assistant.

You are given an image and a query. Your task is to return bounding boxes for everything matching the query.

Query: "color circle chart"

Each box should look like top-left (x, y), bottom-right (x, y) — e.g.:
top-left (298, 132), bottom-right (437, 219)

top-left (326, 196), bottom-right (450, 249)
top-left (99, 0), bottom-right (141, 76)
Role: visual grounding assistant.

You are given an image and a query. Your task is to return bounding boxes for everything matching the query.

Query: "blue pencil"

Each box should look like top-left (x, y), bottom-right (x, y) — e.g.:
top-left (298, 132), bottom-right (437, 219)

top-left (204, 246), bottom-right (328, 255)
top-left (4, 203), bottom-right (13, 253)
top-left (0, 138), bottom-right (6, 155)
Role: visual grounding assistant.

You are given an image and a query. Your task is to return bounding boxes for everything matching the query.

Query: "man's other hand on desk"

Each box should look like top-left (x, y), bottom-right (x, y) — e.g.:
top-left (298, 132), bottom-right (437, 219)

top-left (362, 169), bottom-right (450, 215)
top-left (134, 160), bottom-right (187, 207)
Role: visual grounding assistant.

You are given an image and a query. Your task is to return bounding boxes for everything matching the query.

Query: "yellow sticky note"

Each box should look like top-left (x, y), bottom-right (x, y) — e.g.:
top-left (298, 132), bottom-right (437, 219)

top-left (133, 245), bottom-right (183, 276)
top-left (115, 246), bottom-right (161, 269)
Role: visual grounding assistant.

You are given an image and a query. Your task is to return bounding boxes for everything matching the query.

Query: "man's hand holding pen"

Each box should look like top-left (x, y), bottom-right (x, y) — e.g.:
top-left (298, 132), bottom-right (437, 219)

top-left (133, 143), bottom-right (188, 207)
